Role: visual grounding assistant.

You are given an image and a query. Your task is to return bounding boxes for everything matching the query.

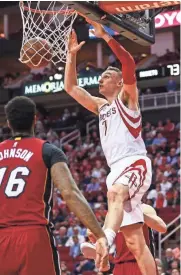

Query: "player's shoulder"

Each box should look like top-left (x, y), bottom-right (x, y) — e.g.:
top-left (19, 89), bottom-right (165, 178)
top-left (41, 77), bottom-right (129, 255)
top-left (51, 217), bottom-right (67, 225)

top-left (0, 138), bottom-right (14, 148)
top-left (92, 97), bottom-right (108, 111)
top-left (42, 142), bottom-right (63, 154)
top-left (97, 100), bottom-right (109, 113)
top-left (0, 139), bottom-right (8, 146)
top-left (42, 142), bottom-right (67, 169)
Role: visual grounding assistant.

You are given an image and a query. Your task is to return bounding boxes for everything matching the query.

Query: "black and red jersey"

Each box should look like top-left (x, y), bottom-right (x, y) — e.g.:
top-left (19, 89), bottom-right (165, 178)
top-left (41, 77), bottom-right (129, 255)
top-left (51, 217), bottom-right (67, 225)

top-left (0, 136), bottom-right (67, 228)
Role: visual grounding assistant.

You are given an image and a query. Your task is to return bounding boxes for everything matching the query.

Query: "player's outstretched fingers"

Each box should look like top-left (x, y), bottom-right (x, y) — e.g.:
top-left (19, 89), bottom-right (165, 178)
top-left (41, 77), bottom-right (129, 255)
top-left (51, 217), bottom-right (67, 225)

top-left (99, 254), bottom-right (110, 272)
top-left (95, 237), bottom-right (109, 271)
top-left (95, 251), bottom-right (101, 270)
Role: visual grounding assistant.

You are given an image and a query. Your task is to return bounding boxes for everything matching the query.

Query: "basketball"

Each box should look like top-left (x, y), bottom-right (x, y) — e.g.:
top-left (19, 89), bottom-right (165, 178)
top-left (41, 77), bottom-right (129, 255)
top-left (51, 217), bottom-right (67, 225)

top-left (20, 38), bottom-right (52, 69)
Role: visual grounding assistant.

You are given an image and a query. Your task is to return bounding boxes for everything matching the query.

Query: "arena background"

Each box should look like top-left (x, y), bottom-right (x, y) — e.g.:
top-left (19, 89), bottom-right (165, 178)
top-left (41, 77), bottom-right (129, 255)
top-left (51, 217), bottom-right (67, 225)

top-left (0, 2), bottom-right (180, 275)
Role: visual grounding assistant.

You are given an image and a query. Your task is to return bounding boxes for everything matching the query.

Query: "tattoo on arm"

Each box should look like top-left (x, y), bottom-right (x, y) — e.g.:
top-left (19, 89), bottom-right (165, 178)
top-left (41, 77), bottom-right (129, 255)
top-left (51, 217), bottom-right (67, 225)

top-left (51, 162), bottom-right (105, 239)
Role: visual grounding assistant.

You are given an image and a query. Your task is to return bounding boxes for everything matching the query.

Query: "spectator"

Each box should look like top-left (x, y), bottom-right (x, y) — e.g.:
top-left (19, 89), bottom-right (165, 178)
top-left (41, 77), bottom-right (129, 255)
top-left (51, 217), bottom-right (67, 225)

top-left (154, 152), bottom-right (164, 166)
top-left (88, 146), bottom-right (98, 159)
top-left (60, 262), bottom-right (71, 275)
top-left (155, 258), bottom-right (163, 268)
top-left (157, 121), bottom-right (165, 132)
top-left (155, 192), bottom-right (167, 209)
top-left (147, 183), bottom-right (165, 202)
top-left (86, 176), bottom-right (101, 193)
top-left (157, 266), bottom-right (165, 275)
top-left (167, 148), bottom-right (177, 166)
top-left (97, 194), bottom-right (105, 203)
top-left (160, 176), bottom-right (172, 193)
top-left (91, 160), bottom-right (106, 178)
top-left (62, 108), bottom-right (70, 121)
top-left (144, 132), bottom-right (153, 147)
top-left (82, 170), bottom-right (92, 185)
top-left (162, 248), bottom-right (175, 273)
top-left (170, 260), bottom-right (180, 273)
top-left (143, 122), bottom-right (151, 133)
top-left (82, 135), bottom-right (94, 150)
top-left (152, 133), bottom-right (167, 146)
top-left (69, 236), bottom-right (81, 258)
top-left (172, 241), bottom-right (180, 260)
top-left (94, 203), bottom-right (107, 224)
top-left (52, 209), bottom-right (65, 225)
top-left (150, 126), bottom-right (157, 138)
top-left (164, 164), bottom-right (173, 177)
top-left (55, 226), bottom-right (68, 247)
top-left (67, 217), bottom-right (82, 238)
top-left (164, 119), bottom-right (175, 132)
top-left (47, 129), bottom-right (60, 147)
top-left (66, 226), bottom-right (85, 247)
top-left (91, 130), bottom-right (99, 143)
top-left (171, 269), bottom-right (180, 275)
top-left (79, 223), bottom-right (87, 237)
top-left (145, 88), bottom-right (152, 95)
top-left (166, 78), bottom-right (177, 93)
top-left (175, 122), bottom-right (180, 130)
top-left (74, 260), bottom-right (95, 275)
top-left (175, 141), bottom-right (180, 156)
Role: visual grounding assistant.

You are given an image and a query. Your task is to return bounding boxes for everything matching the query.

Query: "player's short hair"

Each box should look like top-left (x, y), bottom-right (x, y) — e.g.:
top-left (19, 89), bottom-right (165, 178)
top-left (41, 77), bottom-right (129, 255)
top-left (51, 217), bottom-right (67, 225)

top-left (5, 96), bottom-right (36, 132)
top-left (107, 66), bottom-right (121, 73)
top-left (106, 66), bottom-right (122, 79)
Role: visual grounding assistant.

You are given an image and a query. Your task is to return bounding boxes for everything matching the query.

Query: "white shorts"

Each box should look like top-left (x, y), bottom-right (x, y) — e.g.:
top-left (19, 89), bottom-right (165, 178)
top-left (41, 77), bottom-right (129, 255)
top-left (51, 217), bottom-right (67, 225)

top-left (106, 155), bottom-right (152, 227)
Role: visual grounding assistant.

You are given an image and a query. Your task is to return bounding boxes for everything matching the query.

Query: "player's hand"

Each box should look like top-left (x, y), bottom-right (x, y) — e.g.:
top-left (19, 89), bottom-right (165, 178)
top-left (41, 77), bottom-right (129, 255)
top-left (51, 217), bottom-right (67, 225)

top-left (86, 19), bottom-right (107, 38)
top-left (68, 29), bottom-right (85, 55)
top-left (95, 237), bottom-right (110, 272)
top-left (87, 228), bottom-right (97, 243)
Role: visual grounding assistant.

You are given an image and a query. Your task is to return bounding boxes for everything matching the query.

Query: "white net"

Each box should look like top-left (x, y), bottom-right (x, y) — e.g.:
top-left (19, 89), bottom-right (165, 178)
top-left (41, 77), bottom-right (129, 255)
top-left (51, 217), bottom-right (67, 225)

top-left (19, 1), bottom-right (77, 67)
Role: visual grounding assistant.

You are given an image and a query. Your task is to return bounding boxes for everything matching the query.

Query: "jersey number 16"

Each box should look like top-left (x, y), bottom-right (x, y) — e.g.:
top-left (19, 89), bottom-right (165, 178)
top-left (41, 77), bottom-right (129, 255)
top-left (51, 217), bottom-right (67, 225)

top-left (0, 167), bottom-right (30, 198)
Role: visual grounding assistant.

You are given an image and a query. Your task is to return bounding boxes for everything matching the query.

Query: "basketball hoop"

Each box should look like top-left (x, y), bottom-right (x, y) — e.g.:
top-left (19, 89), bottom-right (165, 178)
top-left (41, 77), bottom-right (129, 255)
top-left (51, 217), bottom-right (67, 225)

top-left (19, 1), bottom-right (78, 66)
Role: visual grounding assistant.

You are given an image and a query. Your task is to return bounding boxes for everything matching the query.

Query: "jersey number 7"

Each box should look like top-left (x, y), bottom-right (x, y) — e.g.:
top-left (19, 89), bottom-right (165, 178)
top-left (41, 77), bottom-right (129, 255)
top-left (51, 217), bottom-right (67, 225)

top-left (0, 167), bottom-right (30, 198)
top-left (102, 120), bottom-right (108, 136)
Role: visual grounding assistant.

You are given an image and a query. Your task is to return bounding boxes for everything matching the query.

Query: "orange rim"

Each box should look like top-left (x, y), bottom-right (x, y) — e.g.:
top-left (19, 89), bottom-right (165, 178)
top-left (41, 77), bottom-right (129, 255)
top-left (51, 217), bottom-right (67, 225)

top-left (20, 1), bottom-right (86, 17)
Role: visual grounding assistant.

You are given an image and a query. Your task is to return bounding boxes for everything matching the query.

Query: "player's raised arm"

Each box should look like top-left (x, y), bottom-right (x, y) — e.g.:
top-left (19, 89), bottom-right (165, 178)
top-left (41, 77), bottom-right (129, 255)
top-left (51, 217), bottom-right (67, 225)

top-left (141, 204), bottom-right (167, 233)
top-left (64, 30), bottom-right (106, 115)
top-left (87, 20), bottom-right (138, 103)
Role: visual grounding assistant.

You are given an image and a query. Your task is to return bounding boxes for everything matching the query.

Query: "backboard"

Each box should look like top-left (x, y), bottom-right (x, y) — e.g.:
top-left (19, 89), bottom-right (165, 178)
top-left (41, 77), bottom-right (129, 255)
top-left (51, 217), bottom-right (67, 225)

top-left (65, 1), bottom-right (179, 46)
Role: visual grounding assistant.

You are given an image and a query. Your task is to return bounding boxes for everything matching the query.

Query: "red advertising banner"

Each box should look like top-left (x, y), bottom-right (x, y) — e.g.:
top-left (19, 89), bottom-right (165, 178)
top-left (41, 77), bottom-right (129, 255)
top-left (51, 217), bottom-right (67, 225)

top-left (99, 1), bottom-right (180, 14)
top-left (155, 10), bottom-right (181, 29)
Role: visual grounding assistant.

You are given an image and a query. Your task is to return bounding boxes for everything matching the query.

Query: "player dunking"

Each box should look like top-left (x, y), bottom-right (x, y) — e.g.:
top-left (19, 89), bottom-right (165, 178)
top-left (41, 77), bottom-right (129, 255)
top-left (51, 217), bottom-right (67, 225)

top-left (64, 19), bottom-right (157, 274)
top-left (0, 96), bottom-right (109, 275)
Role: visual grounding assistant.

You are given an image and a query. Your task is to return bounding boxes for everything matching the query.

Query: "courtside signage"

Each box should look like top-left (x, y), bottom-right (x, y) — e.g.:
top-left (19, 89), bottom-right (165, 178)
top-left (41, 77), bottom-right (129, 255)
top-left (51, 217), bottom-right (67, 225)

top-left (23, 63), bottom-right (180, 96)
top-left (24, 75), bottom-right (101, 96)
top-left (155, 10), bottom-right (181, 29)
top-left (99, 1), bottom-right (180, 14)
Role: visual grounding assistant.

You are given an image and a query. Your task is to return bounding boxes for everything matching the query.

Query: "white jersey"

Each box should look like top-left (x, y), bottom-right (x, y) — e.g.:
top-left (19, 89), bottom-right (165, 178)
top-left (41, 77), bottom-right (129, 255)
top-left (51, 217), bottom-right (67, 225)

top-left (99, 96), bottom-right (147, 167)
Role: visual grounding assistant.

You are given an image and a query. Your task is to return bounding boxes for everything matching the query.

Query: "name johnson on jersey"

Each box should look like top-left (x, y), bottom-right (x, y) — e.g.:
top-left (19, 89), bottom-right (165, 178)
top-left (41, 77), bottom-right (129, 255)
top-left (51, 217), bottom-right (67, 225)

top-left (0, 148), bottom-right (33, 162)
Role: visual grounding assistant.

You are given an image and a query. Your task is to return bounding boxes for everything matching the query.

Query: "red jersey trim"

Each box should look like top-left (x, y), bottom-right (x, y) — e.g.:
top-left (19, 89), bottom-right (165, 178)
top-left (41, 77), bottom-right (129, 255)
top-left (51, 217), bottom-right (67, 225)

top-left (42, 169), bottom-right (48, 224)
top-left (113, 159), bottom-right (147, 199)
top-left (116, 98), bottom-right (141, 123)
top-left (115, 100), bottom-right (142, 139)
